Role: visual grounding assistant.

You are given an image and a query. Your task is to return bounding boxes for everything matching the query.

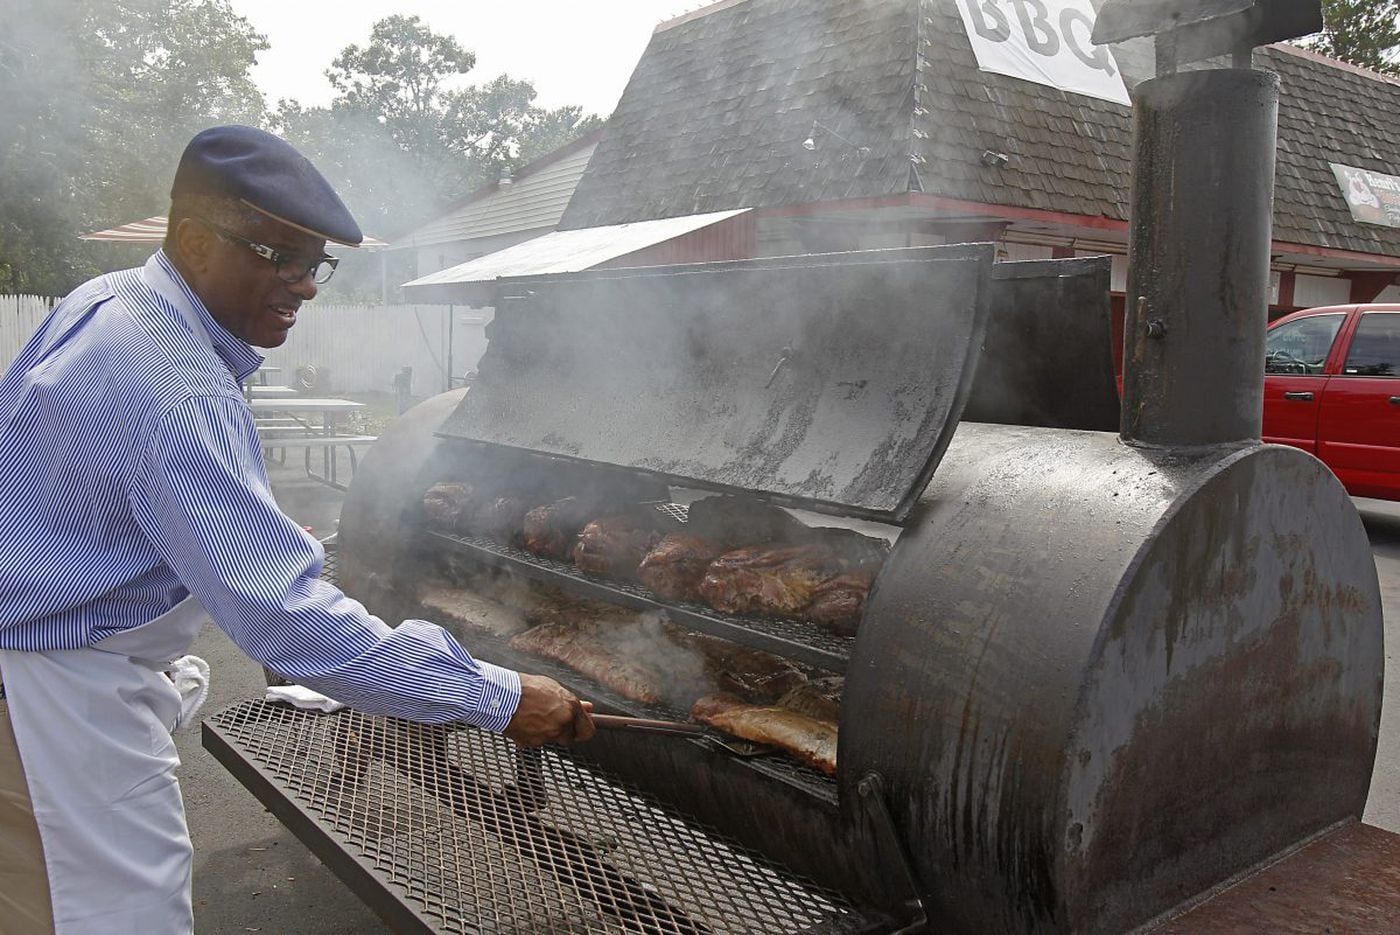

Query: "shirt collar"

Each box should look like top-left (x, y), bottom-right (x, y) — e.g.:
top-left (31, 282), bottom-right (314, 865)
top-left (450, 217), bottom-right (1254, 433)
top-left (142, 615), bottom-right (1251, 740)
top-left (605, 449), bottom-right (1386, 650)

top-left (143, 251), bottom-right (264, 383)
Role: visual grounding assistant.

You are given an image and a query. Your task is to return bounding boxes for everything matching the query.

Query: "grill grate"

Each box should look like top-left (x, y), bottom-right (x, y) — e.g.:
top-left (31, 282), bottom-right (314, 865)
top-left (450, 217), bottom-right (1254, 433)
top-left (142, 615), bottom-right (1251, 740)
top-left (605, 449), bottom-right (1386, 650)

top-left (321, 546), bottom-right (339, 583)
top-left (206, 701), bottom-right (876, 934)
top-left (427, 531), bottom-right (852, 673)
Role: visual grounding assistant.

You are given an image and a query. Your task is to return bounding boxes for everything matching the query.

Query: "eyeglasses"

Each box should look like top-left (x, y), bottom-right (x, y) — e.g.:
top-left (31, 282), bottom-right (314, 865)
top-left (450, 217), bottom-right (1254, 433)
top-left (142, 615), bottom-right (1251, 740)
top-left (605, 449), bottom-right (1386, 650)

top-left (196, 217), bottom-right (339, 284)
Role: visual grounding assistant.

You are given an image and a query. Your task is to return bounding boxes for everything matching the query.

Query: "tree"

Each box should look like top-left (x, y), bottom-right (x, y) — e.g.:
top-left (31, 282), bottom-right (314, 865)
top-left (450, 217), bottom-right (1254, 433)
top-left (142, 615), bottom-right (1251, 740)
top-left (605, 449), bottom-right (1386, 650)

top-left (1305, 0), bottom-right (1400, 76)
top-left (328, 15), bottom-right (475, 126)
top-left (0, 0), bottom-right (267, 294)
top-left (516, 105), bottom-right (604, 166)
top-left (279, 15), bottom-right (603, 253)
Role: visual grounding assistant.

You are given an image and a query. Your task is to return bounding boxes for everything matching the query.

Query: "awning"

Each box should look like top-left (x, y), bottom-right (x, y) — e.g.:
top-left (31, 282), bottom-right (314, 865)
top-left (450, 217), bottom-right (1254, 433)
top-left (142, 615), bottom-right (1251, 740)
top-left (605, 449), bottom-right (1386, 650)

top-left (400, 208), bottom-right (752, 298)
top-left (80, 216), bottom-right (389, 248)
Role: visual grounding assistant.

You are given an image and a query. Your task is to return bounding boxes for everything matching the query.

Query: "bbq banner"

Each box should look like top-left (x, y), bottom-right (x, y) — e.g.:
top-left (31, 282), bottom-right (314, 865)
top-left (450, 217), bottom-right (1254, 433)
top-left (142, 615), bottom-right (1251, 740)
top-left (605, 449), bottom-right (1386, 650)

top-left (1331, 162), bottom-right (1400, 228)
top-left (955, 0), bottom-right (1130, 106)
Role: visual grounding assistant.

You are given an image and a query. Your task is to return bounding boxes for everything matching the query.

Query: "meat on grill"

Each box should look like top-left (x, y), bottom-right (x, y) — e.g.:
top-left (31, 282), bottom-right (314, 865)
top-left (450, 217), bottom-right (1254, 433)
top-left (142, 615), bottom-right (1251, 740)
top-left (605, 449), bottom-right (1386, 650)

top-left (464, 495), bottom-right (531, 544)
top-left (697, 544), bottom-right (839, 618)
top-left (692, 693), bottom-right (838, 776)
top-left (776, 676), bottom-right (844, 723)
top-left (509, 606), bottom-right (818, 709)
top-left (638, 534), bottom-right (726, 602)
top-left (418, 584), bottom-right (531, 639)
top-left (423, 483), bottom-right (473, 531)
top-left (685, 495), bottom-right (806, 548)
top-left (522, 588), bottom-right (633, 630)
top-left (804, 570), bottom-right (875, 633)
top-left (803, 527), bottom-right (890, 572)
top-left (511, 621), bottom-right (668, 705)
top-left (523, 497), bottom-right (598, 560)
top-left (573, 513), bottom-right (663, 579)
top-left (689, 632), bottom-right (809, 704)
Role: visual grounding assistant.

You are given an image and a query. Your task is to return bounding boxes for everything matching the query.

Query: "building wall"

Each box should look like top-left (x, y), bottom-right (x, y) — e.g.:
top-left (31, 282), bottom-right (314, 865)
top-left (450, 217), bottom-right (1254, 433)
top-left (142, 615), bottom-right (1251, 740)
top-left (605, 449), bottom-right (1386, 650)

top-left (412, 228), bottom-right (556, 280)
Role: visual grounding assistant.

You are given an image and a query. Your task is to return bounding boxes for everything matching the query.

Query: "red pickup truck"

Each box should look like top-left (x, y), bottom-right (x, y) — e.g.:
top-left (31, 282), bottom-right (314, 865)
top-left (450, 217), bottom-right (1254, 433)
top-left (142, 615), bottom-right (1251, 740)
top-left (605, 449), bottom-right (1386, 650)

top-left (1264, 303), bottom-right (1400, 499)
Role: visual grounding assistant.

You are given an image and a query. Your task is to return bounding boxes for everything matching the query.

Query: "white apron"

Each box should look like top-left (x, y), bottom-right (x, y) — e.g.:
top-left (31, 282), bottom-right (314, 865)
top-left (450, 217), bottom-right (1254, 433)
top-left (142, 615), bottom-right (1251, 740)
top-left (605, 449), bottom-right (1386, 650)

top-left (0, 596), bottom-right (208, 935)
top-left (0, 266), bottom-right (221, 934)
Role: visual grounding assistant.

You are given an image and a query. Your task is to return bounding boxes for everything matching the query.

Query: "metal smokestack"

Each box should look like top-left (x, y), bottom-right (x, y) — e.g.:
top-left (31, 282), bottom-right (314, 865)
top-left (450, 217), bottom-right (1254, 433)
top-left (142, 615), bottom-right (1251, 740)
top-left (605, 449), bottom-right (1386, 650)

top-left (1094, 0), bottom-right (1321, 448)
top-left (1120, 68), bottom-right (1278, 447)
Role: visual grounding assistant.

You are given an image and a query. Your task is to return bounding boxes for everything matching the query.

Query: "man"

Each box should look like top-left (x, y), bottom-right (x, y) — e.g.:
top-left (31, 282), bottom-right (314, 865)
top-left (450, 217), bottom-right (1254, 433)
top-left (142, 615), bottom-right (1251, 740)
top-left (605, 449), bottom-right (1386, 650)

top-left (0, 125), bottom-right (595, 934)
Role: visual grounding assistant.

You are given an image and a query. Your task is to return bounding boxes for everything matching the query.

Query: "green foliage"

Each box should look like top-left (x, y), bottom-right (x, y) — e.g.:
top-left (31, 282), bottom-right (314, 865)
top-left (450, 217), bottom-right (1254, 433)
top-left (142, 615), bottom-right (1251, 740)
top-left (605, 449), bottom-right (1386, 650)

top-left (328, 14), bottom-right (476, 123)
top-left (1306, 0), bottom-right (1400, 75)
top-left (0, 6), bottom-right (601, 298)
top-left (280, 14), bottom-right (604, 259)
top-left (0, 0), bottom-right (267, 294)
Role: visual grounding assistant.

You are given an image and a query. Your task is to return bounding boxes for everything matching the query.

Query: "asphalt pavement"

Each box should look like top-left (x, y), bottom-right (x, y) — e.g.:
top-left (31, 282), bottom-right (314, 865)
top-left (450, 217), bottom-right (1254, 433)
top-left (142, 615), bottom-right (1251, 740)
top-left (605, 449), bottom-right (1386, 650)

top-left (179, 462), bottom-right (1400, 934)
top-left (1354, 496), bottom-right (1400, 833)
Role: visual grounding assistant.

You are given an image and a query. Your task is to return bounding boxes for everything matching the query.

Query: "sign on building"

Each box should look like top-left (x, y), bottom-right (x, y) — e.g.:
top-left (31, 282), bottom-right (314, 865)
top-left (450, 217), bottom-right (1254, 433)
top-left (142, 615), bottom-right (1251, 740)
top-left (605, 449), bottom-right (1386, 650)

top-left (954, 0), bottom-right (1131, 106)
top-left (1331, 163), bottom-right (1400, 228)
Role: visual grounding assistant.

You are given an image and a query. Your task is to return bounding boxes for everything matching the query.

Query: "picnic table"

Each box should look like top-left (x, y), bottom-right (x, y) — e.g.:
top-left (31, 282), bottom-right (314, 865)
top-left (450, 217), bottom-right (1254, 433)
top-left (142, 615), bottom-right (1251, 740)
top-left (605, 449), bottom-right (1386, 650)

top-left (246, 384), bottom-right (297, 399)
top-left (249, 397), bottom-right (376, 490)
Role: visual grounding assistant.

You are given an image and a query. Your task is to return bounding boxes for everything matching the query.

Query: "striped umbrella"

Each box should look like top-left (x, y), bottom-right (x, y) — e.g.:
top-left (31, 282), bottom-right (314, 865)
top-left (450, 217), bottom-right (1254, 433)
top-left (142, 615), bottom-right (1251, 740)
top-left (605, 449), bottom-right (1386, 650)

top-left (80, 216), bottom-right (388, 248)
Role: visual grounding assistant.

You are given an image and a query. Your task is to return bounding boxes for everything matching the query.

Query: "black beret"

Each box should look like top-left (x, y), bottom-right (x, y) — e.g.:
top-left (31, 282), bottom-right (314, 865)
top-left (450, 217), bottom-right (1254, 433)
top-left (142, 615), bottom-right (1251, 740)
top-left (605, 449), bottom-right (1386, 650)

top-left (171, 125), bottom-right (362, 246)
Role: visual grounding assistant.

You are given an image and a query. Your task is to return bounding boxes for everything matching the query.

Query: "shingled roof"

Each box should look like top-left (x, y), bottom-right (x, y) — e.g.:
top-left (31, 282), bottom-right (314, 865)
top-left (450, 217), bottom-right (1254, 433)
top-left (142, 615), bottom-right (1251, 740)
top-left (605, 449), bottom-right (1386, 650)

top-left (561, 0), bottom-right (1400, 263)
top-left (1267, 44), bottom-right (1400, 258)
top-left (562, 0), bottom-right (920, 227)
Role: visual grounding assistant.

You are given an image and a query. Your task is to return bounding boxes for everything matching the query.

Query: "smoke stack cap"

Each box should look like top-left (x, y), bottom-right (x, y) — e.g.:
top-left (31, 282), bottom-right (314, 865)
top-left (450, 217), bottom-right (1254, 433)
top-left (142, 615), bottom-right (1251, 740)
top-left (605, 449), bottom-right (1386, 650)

top-left (1093, 0), bottom-right (1322, 73)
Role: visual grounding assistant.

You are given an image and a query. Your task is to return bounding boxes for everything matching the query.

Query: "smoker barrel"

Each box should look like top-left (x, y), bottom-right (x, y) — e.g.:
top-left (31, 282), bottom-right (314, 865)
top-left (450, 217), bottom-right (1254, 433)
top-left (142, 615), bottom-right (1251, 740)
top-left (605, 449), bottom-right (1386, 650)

top-left (336, 245), bottom-right (1382, 933)
top-left (843, 423), bottom-right (1381, 933)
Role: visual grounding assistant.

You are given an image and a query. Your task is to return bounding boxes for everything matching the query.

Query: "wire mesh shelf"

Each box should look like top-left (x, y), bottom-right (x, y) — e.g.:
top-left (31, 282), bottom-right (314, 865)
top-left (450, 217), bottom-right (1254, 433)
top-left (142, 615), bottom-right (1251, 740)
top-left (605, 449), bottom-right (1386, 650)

top-left (205, 700), bottom-right (880, 935)
top-left (425, 531), bottom-right (852, 673)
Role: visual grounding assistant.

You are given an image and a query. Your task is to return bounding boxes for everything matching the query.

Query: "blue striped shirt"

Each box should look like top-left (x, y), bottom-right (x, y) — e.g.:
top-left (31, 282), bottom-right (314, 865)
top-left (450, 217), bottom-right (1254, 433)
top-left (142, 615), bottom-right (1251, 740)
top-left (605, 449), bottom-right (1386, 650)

top-left (0, 252), bottom-right (520, 730)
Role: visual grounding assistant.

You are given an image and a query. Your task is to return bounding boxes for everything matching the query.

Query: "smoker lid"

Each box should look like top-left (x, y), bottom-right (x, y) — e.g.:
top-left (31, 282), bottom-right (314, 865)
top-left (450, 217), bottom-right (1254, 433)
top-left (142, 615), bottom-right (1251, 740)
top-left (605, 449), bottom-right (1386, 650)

top-left (438, 244), bottom-right (994, 523)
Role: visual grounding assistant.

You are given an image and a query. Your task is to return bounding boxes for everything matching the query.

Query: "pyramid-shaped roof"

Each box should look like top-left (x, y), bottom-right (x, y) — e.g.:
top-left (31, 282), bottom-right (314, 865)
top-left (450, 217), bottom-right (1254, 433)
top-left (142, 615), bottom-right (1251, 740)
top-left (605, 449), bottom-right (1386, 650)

top-left (562, 0), bottom-right (1400, 262)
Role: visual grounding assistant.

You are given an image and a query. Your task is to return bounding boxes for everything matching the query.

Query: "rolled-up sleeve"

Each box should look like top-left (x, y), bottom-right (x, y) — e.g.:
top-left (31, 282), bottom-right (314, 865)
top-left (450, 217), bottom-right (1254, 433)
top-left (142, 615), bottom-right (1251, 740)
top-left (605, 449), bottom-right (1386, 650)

top-left (127, 394), bottom-right (520, 730)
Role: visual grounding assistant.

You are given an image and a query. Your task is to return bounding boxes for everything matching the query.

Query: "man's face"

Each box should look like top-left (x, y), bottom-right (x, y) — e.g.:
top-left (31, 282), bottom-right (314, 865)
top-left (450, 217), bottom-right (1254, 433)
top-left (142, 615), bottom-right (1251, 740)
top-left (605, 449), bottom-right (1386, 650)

top-left (193, 214), bottom-right (326, 348)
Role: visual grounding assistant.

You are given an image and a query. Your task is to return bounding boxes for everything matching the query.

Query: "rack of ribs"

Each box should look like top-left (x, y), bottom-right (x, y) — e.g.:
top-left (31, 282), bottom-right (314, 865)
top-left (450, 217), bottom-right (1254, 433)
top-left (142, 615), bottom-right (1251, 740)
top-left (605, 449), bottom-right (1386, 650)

top-left (510, 620), bottom-right (670, 705)
top-left (689, 632), bottom-right (810, 703)
top-left (691, 693), bottom-right (839, 776)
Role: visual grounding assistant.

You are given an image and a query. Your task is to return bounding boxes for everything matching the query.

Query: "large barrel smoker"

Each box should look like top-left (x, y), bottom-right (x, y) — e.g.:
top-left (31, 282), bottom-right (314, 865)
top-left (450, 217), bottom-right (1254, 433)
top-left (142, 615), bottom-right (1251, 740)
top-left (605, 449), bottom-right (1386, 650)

top-left (206, 1), bottom-right (1391, 932)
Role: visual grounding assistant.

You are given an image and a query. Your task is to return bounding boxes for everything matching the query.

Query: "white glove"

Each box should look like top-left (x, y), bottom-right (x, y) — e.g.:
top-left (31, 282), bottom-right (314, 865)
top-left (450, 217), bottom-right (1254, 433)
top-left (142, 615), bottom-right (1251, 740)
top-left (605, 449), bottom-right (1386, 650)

top-left (165, 654), bottom-right (211, 730)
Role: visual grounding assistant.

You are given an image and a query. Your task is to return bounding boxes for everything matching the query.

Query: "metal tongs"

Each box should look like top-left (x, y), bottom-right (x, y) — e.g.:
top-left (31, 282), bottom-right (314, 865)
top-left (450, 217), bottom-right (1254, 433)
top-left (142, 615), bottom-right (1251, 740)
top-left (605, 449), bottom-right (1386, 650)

top-left (591, 714), bottom-right (770, 757)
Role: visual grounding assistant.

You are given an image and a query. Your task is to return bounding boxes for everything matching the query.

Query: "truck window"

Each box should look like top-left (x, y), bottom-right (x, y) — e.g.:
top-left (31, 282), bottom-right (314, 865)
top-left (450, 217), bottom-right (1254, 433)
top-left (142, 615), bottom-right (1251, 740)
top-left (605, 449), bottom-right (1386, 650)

top-left (1342, 312), bottom-right (1400, 377)
top-left (1265, 313), bottom-right (1345, 375)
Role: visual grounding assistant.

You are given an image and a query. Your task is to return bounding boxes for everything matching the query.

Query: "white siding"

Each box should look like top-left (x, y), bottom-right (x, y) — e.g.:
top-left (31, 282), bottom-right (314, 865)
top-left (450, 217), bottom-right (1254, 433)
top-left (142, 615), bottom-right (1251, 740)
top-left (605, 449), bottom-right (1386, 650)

top-left (414, 228), bottom-right (553, 280)
top-left (401, 144), bottom-right (597, 248)
top-left (1294, 274), bottom-right (1352, 308)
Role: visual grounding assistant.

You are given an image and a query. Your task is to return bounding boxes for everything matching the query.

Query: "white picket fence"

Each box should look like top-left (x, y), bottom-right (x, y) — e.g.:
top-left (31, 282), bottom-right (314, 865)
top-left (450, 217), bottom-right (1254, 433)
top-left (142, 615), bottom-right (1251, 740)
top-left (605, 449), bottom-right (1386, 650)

top-left (0, 296), bottom-right (489, 398)
top-left (0, 295), bottom-right (54, 367)
top-left (259, 303), bottom-right (491, 397)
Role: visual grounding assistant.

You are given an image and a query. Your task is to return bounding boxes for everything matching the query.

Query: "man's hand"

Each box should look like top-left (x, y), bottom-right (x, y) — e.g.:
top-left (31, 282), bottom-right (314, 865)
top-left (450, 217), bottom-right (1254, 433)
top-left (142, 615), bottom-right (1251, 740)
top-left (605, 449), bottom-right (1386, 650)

top-left (503, 673), bottom-right (595, 746)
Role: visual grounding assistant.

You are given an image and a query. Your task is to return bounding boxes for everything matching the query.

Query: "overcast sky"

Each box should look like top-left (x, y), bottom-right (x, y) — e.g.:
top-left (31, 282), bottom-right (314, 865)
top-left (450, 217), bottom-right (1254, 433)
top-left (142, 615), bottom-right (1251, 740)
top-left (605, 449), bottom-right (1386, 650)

top-left (226, 0), bottom-right (709, 117)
